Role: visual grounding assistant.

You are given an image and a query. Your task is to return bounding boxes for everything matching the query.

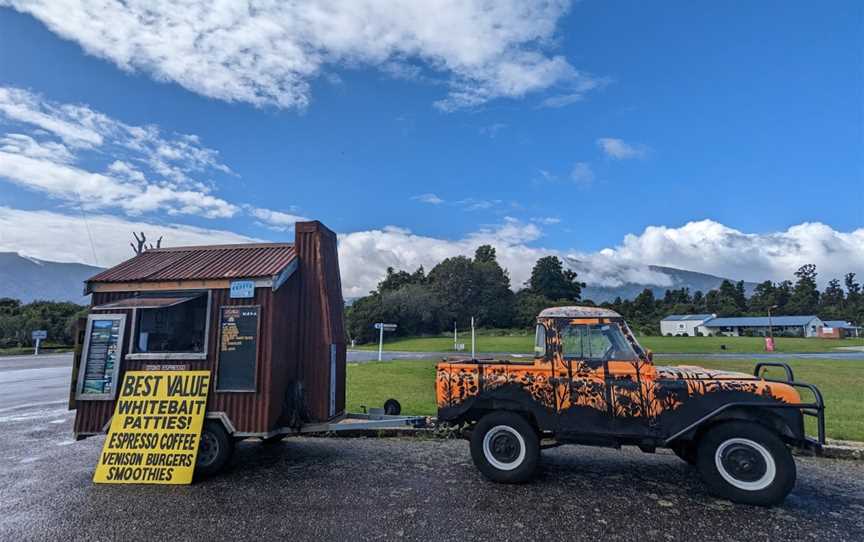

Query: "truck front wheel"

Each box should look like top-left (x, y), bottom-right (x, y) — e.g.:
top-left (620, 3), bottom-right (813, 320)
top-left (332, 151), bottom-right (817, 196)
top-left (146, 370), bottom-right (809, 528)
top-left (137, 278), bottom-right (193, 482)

top-left (696, 421), bottom-right (795, 506)
top-left (470, 412), bottom-right (539, 483)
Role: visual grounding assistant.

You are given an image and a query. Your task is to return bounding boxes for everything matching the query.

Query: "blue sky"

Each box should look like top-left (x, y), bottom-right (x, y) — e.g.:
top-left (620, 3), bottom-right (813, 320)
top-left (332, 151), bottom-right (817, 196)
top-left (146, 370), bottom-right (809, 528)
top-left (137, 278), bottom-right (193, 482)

top-left (0, 1), bottom-right (861, 295)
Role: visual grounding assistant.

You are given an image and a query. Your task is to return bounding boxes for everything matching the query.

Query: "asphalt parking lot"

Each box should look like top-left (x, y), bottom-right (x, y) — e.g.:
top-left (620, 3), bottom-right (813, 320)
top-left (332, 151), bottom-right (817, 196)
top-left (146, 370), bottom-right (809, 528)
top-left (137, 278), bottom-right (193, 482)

top-left (2, 399), bottom-right (863, 542)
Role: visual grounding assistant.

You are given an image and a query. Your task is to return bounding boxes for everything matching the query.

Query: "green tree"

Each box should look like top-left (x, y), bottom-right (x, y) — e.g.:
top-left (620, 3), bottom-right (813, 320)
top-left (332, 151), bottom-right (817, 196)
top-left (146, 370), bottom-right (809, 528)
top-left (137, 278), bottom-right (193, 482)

top-left (472, 246), bottom-right (515, 328)
top-left (844, 273), bottom-right (862, 324)
top-left (526, 256), bottom-right (585, 301)
top-left (819, 279), bottom-right (845, 320)
top-left (377, 266), bottom-right (426, 293)
top-left (428, 256), bottom-right (481, 327)
top-left (787, 264), bottom-right (820, 315)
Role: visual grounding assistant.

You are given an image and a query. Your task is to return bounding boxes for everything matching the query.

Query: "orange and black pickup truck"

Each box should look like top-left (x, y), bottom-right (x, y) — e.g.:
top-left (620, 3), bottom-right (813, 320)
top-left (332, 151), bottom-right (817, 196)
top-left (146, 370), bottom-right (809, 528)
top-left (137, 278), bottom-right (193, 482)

top-left (436, 306), bottom-right (825, 506)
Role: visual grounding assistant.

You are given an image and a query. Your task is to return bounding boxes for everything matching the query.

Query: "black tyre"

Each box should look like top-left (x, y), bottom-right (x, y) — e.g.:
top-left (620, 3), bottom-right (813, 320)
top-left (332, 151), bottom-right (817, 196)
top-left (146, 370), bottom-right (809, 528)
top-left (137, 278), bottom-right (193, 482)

top-left (470, 411), bottom-right (539, 484)
top-left (383, 398), bottom-right (401, 416)
top-left (196, 421), bottom-right (234, 476)
top-left (696, 421), bottom-right (796, 506)
top-left (670, 442), bottom-right (698, 465)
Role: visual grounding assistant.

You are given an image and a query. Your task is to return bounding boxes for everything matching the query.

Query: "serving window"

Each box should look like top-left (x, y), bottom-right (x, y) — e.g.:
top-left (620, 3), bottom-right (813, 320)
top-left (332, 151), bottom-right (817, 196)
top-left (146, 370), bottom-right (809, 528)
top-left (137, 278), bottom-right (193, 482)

top-left (133, 295), bottom-right (207, 354)
top-left (94, 293), bottom-right (210, 360)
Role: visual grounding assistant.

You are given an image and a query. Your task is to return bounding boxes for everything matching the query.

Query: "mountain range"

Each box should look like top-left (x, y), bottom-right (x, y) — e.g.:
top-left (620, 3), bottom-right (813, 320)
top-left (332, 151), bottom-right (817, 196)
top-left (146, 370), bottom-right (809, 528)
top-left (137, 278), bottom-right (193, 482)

top-left (0, 252), bottom-right (758, 306)
top-left (0, 252), bottom-right (102, 304)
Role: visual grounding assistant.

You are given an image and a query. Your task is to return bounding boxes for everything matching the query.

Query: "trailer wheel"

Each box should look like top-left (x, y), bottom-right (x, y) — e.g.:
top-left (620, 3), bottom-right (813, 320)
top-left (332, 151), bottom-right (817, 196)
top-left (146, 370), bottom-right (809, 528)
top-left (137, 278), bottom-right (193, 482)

top-left (196, 421), bottom-right (234, 476)
top-left (383, 398), bottom-right (401, 416)
top-left (696, 421), bottom-right (795, 506)
top-left (470, 412), bottom-right (539, 484)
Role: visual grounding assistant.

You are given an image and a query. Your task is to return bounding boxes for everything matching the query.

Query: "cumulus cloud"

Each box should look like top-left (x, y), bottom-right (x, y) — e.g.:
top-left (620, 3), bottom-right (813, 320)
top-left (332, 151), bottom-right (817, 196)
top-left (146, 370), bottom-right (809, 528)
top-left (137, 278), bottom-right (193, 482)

top-left (595, 220), bottom-right (864, 287)
top-left (338, 218), bottom-right (547, 297)
top-left (0, 207), bottom-right (259, 267)
top-left (339, 218), bottom-right (864, 297)
top-left (1, 0), bottom-right (595, 111)
top-left (597, 137), bottom-right (649, 159)
top-left (0, 86), bottom-right (238, 218)
top-left (247, 207), bottom-right (309, 232)
top-left (2, 206), bottom-right (860, 299)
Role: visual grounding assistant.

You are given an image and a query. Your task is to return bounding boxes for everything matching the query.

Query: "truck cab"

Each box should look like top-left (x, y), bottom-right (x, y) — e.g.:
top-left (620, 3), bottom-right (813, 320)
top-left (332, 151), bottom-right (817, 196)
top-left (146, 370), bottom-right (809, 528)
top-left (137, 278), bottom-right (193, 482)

top-left (436, 306), bottom-right (825, 506)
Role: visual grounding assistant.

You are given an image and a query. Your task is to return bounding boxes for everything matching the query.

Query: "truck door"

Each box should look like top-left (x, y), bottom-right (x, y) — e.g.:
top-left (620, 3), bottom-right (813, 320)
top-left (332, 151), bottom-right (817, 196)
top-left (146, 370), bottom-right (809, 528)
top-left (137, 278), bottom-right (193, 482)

top-left (603, 327), bottom-right (657, 436)
top-left (557, 322), bottom-right (615, 435)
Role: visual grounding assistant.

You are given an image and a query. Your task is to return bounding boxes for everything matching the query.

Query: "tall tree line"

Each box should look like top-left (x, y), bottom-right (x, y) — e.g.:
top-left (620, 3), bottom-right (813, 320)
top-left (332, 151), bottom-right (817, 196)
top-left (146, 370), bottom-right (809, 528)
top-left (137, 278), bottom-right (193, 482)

top-left (605, 265), bottom-right (864, 335)
top-left (347, 252), bottom-right (863, 341)
top-left (0, 298), bottom-right (86, 347)
top-left (346, 247), bottom-right (584, 343)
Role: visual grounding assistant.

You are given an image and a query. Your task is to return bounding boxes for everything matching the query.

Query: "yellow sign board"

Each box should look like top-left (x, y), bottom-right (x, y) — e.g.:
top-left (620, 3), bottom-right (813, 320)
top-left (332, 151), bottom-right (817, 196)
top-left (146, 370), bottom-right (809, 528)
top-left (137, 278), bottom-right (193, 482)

top-left (94, 370), bottom-right (211, 484)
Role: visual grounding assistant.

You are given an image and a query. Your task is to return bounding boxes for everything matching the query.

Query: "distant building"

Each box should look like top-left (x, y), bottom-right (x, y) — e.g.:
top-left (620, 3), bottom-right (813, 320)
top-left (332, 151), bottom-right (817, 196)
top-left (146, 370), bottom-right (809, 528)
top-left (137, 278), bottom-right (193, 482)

top-left (659, 314), bottom-right (851, 338)
top-left (660, 314), bottom-right (716, 336)
top-left (820, 320), bottom-right (861, 338)
top-left (702, 315), bottom-right (824, 338)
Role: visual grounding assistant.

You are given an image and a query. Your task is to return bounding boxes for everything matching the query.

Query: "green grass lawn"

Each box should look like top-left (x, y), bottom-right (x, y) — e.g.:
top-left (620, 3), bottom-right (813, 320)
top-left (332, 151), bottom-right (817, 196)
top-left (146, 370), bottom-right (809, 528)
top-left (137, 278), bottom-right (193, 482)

top-left (346, 358), bottom-right (864, 442)
top-left (0, 346), bottom-right (73, 357)
top-left (353, 334), bottom-right (864, 354)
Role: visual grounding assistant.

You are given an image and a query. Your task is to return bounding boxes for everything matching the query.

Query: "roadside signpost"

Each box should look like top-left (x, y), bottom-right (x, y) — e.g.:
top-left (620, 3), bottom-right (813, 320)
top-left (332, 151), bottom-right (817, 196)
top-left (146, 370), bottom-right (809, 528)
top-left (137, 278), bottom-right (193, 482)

top-left (374, 323), bottom-right (397, 361)
top-left (31, 329), bottom-right (47, 355)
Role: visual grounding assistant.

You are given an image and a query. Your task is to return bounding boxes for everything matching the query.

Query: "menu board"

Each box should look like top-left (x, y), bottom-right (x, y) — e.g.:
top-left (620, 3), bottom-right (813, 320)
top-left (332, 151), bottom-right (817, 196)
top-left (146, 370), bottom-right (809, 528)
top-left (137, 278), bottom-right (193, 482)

top-left (77, 314), bottom-right (126, 400)
top-left (217, 306), bottom-right (259, 391)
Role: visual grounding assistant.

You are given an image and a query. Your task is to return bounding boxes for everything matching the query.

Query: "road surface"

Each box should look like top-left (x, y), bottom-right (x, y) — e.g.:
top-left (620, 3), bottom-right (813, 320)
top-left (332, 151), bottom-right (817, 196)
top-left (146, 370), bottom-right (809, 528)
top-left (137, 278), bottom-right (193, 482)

top-left (1, 353), bottom-right (863, 540)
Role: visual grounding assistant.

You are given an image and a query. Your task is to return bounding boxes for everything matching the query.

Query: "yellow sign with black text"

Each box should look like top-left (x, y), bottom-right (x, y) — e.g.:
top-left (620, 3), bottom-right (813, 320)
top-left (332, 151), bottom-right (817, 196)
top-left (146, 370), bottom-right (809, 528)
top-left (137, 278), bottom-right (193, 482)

top-left (94, 370), bottom-right (210, 484)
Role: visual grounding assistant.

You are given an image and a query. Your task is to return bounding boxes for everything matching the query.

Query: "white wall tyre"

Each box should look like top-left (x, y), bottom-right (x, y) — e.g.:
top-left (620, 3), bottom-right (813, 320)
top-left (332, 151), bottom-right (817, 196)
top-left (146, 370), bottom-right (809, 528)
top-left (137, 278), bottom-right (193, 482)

top-left (697, 421), bottom-right (795, 506)
top-left (714, 438), bottom-right (776, 491)
top-left (470, 412), bottom-right (539, 483)
top-left (482, 425), bottom-right (527, 471)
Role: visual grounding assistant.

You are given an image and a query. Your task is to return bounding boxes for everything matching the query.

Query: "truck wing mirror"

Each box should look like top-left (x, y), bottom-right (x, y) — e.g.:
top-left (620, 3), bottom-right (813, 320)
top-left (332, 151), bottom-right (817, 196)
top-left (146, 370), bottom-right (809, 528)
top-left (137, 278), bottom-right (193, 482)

top-left (646, 349), bottom-right (654, 363)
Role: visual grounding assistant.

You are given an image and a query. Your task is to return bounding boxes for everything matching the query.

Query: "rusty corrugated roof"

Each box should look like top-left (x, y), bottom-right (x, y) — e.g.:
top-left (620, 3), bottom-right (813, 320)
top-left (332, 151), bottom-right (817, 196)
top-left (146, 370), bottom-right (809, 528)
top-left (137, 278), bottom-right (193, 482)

top-left (87, 243), bottom-right (296, 283)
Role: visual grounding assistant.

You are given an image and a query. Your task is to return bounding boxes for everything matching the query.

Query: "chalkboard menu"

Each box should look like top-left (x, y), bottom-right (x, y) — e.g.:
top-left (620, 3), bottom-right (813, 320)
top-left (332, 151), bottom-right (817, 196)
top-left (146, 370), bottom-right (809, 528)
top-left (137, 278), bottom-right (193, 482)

top-left (217, 306), bottom-right (259, 391)
top-left (77, 314), bottom-right (126, 400)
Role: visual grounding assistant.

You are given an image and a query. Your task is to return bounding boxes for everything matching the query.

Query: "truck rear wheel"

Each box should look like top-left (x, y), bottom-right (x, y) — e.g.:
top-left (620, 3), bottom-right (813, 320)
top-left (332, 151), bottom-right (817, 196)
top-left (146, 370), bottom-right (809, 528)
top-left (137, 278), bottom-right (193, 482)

top-left (470, 412), bottom-right (539, 483)
top-left (196, 421), bottom-right (234, 476)
top-left (696, 421), bottom-right (795, 506)
top-left (670, 442), bottom-right (698, 465)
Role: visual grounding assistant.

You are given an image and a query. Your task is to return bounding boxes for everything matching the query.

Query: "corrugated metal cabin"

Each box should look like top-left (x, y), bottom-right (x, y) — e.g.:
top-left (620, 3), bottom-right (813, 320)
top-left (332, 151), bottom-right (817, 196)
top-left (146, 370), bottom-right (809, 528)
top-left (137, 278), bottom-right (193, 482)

top-left (71, 220), bottom-right (345, 439)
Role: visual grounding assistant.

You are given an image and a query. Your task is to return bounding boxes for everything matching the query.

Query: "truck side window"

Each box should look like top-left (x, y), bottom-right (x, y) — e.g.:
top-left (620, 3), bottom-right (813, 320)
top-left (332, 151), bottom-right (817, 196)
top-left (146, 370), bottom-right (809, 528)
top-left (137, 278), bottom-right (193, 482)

top-left (534, 324), bottom-right (547, 357)
top-left (561, 323), bottom-right (637, 363)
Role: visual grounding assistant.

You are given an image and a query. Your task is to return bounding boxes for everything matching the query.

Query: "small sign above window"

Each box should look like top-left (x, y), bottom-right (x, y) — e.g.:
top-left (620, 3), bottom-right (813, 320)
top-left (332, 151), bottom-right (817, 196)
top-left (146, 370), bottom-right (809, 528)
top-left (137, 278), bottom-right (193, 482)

top-left (229, 280), bottom-right (255, 299)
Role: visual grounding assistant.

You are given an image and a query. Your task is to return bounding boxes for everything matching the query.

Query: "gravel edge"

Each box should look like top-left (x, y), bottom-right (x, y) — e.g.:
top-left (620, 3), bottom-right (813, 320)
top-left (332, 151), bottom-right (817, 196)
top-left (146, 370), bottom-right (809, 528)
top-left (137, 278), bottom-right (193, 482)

top-left (310, 425), bottom-right (864, 460)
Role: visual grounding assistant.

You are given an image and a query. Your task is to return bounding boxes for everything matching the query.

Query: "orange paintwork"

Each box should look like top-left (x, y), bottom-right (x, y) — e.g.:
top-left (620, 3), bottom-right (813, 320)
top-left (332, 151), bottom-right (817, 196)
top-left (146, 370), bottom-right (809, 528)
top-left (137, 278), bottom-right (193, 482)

top-left (436, 315), bottom-right (798, 426)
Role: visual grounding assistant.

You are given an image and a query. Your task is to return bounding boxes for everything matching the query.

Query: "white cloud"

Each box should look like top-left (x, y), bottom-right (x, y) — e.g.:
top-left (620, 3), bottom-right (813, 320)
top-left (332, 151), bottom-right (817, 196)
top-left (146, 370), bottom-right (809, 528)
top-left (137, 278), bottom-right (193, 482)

top-left (0, 86), bottom-right (238, 218)
top-left (1, 0), bottom-right (589, 111)
top-left (597, 137), bottom-right (649, 159)
top-left (532, 216), bottom-right (561, 225)
top-left (570, 162), bottom-right (594, 185)
top-left (457, 198), bottom-right (503, 211)
top-left (595, 220), bottom-right (864, 287)
top-left (338, 217), bottom-right (548, 297)
top-left (0, 207), bottom-right (259, 267)
top-left (539, 73), bottom-right (610, 108)
top-left (411, 193), bottom-right (444, 205)
top-left (1, 207), bottom-right (861, 298)
top-left (339, 218), bottom-right (864, 297)
top-left (247, 207), bottom-right (309, 232)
